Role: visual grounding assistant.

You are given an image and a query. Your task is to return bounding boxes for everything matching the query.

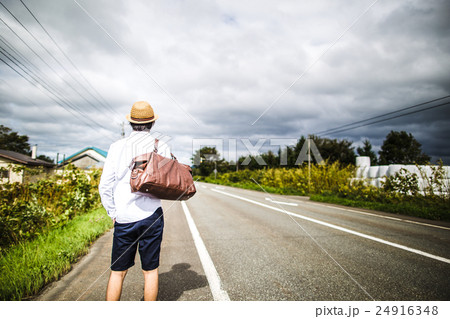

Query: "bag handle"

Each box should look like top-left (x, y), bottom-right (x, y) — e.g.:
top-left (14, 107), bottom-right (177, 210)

top-left (154, 138), bottom-right (176, 160)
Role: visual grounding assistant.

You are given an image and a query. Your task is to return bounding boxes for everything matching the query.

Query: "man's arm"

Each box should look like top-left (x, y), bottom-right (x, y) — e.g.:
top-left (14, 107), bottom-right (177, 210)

top-left (99, 145), bottom-right (117, 221)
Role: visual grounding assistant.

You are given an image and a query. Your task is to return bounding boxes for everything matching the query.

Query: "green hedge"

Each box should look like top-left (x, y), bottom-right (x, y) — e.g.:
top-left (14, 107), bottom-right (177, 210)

top-left (0, 165), bottom-right (102, 251)
top-left (198, 162), bottom-right (450, 221)
top-left (199, 161), bottom-right (355, 195)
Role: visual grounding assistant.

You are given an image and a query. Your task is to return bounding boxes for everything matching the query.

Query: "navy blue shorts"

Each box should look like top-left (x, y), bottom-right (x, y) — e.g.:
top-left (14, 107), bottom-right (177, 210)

top-left (111, 207), bottom-right (164, 271)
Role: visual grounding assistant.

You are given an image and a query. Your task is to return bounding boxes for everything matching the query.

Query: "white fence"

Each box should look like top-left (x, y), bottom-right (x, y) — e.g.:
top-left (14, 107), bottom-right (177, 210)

top-left (354, 156), bottom-right (450, 192)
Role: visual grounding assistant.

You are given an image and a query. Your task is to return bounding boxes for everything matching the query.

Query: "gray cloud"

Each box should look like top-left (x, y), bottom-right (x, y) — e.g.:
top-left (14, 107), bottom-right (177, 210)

top-left (0, 0), bottom-right (449, 165)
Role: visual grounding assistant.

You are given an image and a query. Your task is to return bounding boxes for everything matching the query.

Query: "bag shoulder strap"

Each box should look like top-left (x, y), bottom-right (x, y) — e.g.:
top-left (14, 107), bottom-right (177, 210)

top-left (154, 138), bottom-right (159, 153)
top-left (129, 138), bottom-right (159, 170)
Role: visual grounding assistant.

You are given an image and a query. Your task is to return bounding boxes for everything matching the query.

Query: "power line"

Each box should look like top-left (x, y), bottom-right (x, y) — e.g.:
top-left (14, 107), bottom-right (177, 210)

top-left (324, 101), bottom-right (450, 135)
top-left (315, 98), bottom-right (450, 136)
top-left (0, 34), bottom-right (32, 69)
top-left (0, 78), bottom-right (61, 123)
top-left (0, 37), bottom-right (81, 108)
top-left (19, 0), bottom-right (122, 119)
top-left (0, 1), bottom-right (120, 122)
top-left (0, 54), bottom-right (116, 142)
top-left (0, 49), bottom-right (118, 143)
top-left (0, 3), bottom-right (124, 141)
top-left (0, 42), bottom-right (99, 123)
top-left (0, 16), bottom-right (91, 117)
top-left (0, 32), bottom-right (104, 119)
top-left (0, 53), bottom-right (83, 123)
top-left (0, 16), bottom-right (62, 82)
top-left (315, 95), bottom-right (450, 135)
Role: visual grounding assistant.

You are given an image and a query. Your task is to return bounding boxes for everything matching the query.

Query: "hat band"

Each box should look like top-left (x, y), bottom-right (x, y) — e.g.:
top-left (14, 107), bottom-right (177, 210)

top-left (131, 116), bottom-right (154, 122)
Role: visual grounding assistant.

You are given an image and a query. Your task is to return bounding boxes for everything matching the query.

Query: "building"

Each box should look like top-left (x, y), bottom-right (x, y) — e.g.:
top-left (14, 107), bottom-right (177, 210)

top-left (58, 147), bottom-right (107, 169)
top-left (0, 149), bottom-right (54, 184)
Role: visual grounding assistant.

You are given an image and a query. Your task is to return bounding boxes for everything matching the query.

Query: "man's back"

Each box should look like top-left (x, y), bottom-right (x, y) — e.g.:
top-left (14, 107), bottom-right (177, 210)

top-left (99, 131), bottom-right (171, 223)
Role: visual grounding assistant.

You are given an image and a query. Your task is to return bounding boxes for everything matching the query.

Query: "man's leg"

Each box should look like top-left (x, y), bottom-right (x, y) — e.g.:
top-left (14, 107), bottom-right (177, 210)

top-left (142, 268), bottom-right (158, 301)
top-left (106, 270), bottom-right (128, 301)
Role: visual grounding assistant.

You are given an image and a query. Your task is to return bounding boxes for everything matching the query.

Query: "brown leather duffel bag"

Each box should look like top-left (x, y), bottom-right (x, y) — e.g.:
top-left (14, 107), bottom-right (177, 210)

top-left (129, 139), bottom-right (196, 200)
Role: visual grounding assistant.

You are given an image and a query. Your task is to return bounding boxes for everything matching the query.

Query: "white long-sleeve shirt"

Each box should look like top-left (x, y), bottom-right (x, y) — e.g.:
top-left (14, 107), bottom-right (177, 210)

top-left (99, 131), bottom-right (171, 223)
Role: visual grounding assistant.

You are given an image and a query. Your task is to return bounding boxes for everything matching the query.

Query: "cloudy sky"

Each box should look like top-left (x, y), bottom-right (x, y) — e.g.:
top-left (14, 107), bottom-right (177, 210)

top-left (0, 0), bottom-right (449, 165)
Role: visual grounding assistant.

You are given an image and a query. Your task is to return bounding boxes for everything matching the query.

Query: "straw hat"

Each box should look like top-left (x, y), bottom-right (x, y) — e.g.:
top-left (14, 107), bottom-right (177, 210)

top-left (126, 101), bottom-right (159, 124)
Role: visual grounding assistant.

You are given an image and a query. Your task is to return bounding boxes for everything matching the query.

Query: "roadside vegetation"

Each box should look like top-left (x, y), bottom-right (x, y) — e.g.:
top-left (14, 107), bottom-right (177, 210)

top-left (0, 207), bottom-right (112, 300)
top-left (0, 165), bottom-right (102, 251)
top-left (0, 165), bottom-right (112, 300)
top-left (197, 162), bottom-right (449, 221)
top-left (192, 131), bottom-right (448, 222)
top-left (309, 162), bottom-right (449, 221)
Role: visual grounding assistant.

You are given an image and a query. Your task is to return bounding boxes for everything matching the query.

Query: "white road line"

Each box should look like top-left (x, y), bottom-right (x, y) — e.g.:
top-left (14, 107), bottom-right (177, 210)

top-left (265, 197), bottom-right (298, 206)
top-left (308, 202), bottom-right (450, 231)
top-left (211, 189), bottom-right (450, 265)
top-left (181, 201), bottom-right (230, 301)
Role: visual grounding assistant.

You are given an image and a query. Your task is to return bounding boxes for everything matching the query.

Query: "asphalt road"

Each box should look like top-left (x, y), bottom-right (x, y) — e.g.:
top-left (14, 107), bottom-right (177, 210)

top-left (36, 182), bottom-right (450, 301)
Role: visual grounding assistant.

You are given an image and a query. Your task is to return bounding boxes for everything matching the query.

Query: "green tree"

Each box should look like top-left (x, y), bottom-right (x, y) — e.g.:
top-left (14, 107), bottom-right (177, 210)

top-left (311, 135), bottom-right (356, 165)
top-left (0, 125), bottom-right (31, 155)
top-left (262, 150), bottom-right (278, 168)
top-left (378, 130), bottom-right (430, 165)
top-left (272, 135), bottom-right (354, 167)
top-left (357, 139), bottom-right (378, 165)
top-left (277, 145), bottom-right (297, 168)
top-left (191, 147), bottom-right (229, 176)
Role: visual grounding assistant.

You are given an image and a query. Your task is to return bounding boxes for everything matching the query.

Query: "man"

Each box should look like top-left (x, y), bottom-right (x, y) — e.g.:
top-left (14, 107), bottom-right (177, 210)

top-left (99, 101), bottom-right (171, 301)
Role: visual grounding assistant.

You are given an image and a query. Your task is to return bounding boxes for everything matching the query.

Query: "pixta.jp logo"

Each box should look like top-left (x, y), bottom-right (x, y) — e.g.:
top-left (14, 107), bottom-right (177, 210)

top-left (192, 138), bottom-right (323, 166)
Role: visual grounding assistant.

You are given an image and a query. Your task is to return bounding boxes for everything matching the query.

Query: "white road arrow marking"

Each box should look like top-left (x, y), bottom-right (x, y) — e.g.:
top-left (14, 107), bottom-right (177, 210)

top-left (265, 198), bottom-right (298, 206)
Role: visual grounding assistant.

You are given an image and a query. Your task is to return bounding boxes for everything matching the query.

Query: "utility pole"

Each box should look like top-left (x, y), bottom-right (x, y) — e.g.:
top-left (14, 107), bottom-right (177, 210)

top-left (205, 154), bottom-right (219, 180)
top-left (308, 135), bottom-right (311, 194)
top-left (121, 122), bottom-right (125, 138)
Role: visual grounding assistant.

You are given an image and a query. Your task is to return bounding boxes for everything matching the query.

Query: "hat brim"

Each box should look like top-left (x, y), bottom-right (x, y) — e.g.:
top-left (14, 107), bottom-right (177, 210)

top-left (126, 114), bottom-right (159, 124)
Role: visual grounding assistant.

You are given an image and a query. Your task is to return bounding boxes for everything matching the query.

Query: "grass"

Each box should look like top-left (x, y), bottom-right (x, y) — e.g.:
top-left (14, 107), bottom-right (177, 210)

top-left (0, 207), bottom-right (112, 301)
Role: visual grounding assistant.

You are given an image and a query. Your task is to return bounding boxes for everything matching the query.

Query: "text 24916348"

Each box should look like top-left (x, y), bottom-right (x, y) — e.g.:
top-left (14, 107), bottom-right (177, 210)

top-left (376, 305), bottom-right (438, 316)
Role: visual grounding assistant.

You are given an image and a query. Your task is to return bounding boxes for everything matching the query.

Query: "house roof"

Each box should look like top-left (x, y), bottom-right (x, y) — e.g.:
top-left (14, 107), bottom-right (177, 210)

top-left (59, 146), bottom-right (107, 164)
top-left (0, 149), bottom-right (54, 167)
